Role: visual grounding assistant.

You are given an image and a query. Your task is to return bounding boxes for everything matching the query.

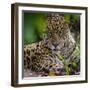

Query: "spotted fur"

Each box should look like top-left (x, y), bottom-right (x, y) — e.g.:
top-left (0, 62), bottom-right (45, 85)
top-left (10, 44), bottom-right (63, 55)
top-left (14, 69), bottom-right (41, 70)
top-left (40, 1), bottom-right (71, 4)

top-left (24, 13), bottom-right (76, 76)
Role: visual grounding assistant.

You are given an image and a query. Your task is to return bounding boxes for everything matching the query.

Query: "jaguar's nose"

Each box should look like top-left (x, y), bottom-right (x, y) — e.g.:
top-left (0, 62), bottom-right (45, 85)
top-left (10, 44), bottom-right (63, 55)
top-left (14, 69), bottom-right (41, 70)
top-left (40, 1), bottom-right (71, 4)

top-left (57, 68), bottom-right (61, 71)
top-left (53, 43), bottom-right (59, 48)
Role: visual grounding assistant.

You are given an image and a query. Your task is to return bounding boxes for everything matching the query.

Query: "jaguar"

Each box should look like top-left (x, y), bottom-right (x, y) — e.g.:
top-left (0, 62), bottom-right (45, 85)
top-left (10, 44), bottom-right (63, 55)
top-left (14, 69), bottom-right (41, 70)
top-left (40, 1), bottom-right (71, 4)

top-left (24, 13), bottom-right (76, 77)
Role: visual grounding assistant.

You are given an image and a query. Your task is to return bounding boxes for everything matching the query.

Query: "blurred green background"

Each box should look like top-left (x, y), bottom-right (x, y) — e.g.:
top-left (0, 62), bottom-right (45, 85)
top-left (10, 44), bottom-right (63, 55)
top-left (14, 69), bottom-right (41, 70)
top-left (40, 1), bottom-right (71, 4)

top-left (24, 12), bottom-right (47, 44)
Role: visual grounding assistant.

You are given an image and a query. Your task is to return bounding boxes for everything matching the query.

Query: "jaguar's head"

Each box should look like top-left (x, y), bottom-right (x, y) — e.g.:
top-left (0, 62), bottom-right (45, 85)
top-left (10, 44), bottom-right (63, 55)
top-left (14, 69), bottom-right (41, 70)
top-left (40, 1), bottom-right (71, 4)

top-left (47, 13), bottom-right (69, 36)
top-left (46, 13), bottom-right (76, 58)
top-left (47, 13), bottom-right (69, 47)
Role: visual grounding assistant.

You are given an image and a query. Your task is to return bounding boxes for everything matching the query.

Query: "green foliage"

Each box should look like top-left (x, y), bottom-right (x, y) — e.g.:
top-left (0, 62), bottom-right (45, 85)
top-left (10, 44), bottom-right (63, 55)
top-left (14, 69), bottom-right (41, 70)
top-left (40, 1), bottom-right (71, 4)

top-left (58, 55), bottom-right (70, 75)
top-left (24, 13), bottom-right (46, 44)
top-left (64, 14), bottom-right (80, 33)
top-left (72, 62), bottom-right (77, 69)
top-left (64, 14), bottom-right (71, 23)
